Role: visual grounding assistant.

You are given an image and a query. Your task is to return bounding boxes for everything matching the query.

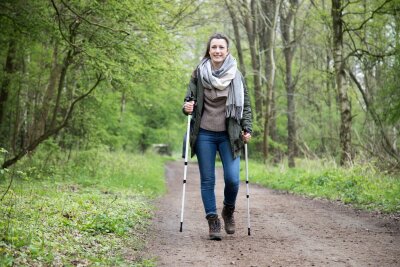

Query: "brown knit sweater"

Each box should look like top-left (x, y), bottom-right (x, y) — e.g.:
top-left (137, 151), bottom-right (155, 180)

top-left (200, 87), bottom-right (229, 132)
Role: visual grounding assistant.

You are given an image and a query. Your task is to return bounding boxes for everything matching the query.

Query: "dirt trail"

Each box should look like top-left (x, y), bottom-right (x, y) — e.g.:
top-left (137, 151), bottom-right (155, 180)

top-left (146, 161), bottom-right (400, 266)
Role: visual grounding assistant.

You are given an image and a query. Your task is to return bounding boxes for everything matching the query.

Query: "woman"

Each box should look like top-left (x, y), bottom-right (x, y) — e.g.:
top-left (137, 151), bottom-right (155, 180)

top-left (182, 33), bottom-right (252, 240)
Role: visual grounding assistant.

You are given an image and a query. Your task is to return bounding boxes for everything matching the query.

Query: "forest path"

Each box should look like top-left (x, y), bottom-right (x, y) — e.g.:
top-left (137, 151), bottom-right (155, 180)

top-left (145, 161), bottom-right (400, 266)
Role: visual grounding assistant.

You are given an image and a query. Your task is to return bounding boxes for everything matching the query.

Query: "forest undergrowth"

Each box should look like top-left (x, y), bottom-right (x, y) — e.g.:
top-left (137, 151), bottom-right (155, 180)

top-left (0, 146), bottom-right (167, 266)
top-left (244, 158), bottom-right (400, 214)
top-left (1, 146), bottom-right (399, 266)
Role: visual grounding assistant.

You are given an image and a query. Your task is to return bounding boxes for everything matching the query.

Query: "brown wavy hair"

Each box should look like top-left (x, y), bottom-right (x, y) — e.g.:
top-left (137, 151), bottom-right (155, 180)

top-left (202, 33), bottom-right (230, 59)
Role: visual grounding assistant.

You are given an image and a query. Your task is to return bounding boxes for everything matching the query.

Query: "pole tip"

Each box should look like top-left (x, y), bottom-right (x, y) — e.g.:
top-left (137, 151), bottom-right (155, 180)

top-left (248, 228), bottom-right (251, 236)
top-left (180, 222), bottom-right (183, 232)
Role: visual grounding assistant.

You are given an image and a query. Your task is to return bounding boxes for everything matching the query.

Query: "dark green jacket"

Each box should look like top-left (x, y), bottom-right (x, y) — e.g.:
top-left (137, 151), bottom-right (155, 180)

top-left (183, 69), bottom-right (252, 159)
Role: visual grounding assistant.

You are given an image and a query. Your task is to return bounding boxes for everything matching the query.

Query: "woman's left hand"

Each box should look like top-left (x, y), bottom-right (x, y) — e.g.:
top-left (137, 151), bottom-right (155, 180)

top-left (242, 132), bottom-right (251, 143)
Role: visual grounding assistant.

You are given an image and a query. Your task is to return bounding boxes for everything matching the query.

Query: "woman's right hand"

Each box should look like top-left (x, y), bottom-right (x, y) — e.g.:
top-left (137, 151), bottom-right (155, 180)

top-left (183, 101), bottom-right (195, 114)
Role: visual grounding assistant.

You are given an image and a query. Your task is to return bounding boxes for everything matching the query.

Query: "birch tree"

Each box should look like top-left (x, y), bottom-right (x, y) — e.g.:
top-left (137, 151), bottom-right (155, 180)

top-left (261, 0), bottom-right (281, 161)
top-left (332, 0), bottom-right (353, 166)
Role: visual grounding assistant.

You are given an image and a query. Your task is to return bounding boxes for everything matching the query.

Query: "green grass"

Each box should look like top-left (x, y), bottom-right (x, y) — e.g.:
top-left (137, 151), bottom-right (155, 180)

top-left (65, 150), bottom-right (167, 197)
top-left (242, 158), bottom-right (400, 213)
top-left (0, 150), bottom-right (167, 266)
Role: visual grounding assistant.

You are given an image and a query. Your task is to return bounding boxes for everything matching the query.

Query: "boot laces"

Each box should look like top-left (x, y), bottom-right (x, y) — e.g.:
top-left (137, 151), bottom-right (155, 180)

top-left (226, 213), bottom-right (234, 224)
top-left (209, 218), bottom-right (220, 231)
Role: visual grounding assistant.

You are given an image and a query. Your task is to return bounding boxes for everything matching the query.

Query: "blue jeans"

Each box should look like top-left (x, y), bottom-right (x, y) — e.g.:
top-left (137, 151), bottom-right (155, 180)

top-left (196, 128), bottom-right (240, 217)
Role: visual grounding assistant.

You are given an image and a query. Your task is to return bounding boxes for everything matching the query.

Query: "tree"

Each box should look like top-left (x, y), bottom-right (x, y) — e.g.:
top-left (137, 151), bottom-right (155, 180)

top-left (241, 0), bottom-right (264, 122)
top-left (225, 0), bottom-right (247, 77)
top-left (331, 0), bottom-right (353, 166)
top-left (343, 0), bottom-right (400, 164)
top-left (0, 0), bottom-right (185, 168)
top-left (260, 0), bottom-right (281, 161)
top-left (280, 0), bottom-right (300, 167)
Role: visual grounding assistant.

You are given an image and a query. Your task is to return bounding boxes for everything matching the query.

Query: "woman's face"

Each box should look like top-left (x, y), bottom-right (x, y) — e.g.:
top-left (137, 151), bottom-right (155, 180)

top-left (208, 38), bottom-right (228, 68)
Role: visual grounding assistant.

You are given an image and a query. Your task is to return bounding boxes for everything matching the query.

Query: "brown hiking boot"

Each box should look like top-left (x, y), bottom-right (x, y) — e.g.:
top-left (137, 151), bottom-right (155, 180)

top-left (221, 204), bottom-right (235, 234)
top-left (206, 214), bottom-right (222, 240)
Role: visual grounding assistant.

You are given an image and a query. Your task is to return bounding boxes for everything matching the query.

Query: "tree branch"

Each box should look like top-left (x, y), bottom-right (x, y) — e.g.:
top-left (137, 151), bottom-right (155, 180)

top-left (59, 0), bottom-right (130, 36)
top-left (348, 69), bottom-right (399, 162)
top-left (0, 170), bottom-right (14, 201)
top-left (343, 0), bottom-right (393, 32)
top-left (51, 0), bottom-right (78, 48)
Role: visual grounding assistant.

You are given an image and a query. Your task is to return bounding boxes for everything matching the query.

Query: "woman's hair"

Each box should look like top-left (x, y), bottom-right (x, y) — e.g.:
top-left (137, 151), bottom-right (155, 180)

top-left (203, 33), bottom-right (230, 59)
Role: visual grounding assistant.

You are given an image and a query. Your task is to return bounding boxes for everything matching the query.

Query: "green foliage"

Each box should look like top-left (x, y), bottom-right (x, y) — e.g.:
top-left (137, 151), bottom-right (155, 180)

top-left (0, 0), bottom-right (399, 169)
top-left (0, 0), bottom-right (188, 167)
top-left (0, 150), bottom-right (166, 265)
top-left (379, 45), bottom-right (400, 124)
top-left (244, 159), bottom-right (400, 213)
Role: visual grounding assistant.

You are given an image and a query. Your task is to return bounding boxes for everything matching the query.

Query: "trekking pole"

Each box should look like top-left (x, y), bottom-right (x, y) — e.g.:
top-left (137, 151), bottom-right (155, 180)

top-left (180, 96), bottom-right (193, 232)
top-left (244, 142), bottom-right (251, 236)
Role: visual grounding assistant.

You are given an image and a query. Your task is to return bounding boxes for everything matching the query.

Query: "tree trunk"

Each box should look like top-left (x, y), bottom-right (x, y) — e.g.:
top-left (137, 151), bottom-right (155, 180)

top-left (0, 39), bottom-right (17, 130)
top-left (38, 42), bottom-right (61, 137)
top-left (120, 89), bottom-right (126, 123)
top-left (242, 0), bottom-right (263, 122)
top-left (322, 0), bottom-right (335, 155)
top-left (50, 50), bottom-right (73, 129)
top-left (225, 0), bottom-right (247, 78)
top-left (261, 0), bottom-right (280, 162)
top-left (269, 88), bottom-right (281, 163)
top-left (280, 0), bottom-right (299, 168)
top-left (331, 0), bottom-right (353, 166)
top-left (326, 53), bottom-right (335, 153)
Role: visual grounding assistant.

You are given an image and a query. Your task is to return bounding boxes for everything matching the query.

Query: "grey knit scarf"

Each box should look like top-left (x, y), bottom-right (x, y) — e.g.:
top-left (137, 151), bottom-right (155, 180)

top-left (199, 54), bottom-right (244, 122)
